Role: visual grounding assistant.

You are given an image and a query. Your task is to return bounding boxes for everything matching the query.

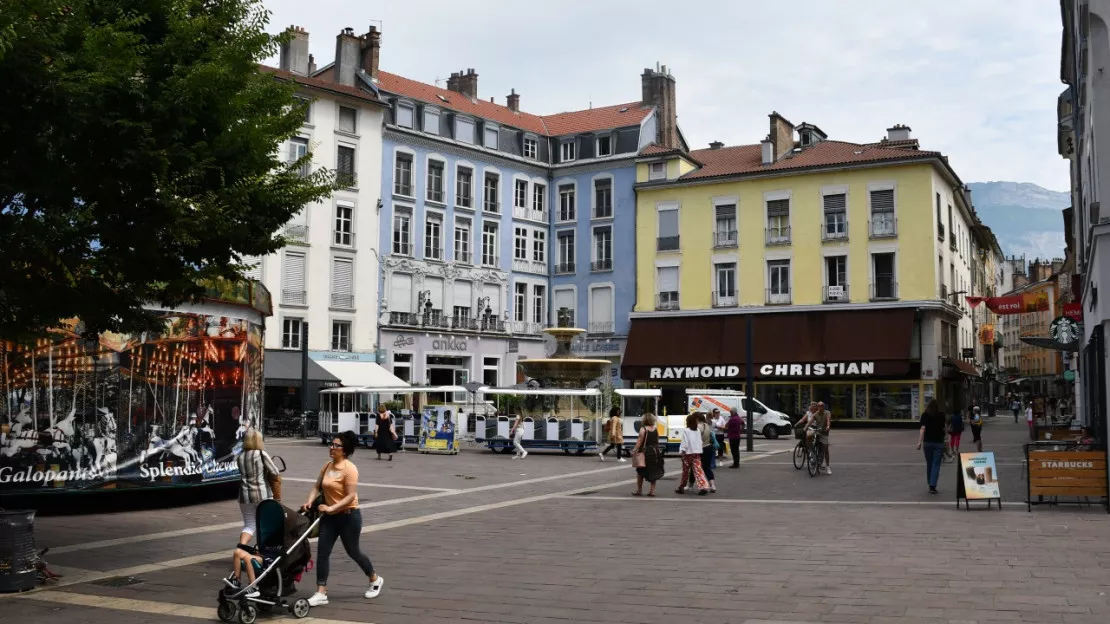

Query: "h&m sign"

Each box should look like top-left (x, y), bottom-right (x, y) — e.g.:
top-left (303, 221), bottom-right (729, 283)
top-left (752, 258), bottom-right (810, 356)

top-left (648, 362), bottom-right (876, 380)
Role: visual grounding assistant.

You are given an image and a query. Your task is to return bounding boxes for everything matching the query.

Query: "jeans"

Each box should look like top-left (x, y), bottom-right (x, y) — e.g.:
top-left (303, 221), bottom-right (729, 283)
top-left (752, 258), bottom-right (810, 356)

top-left (700, 446), bottom-right (715, 481)
top-left (715, 433), bottom-right (726, 458)
top-left (602, 443), bottom-right (624, 459)
top-left (316, 509), bottom-right (375, 587)
top-left (512, 429), bottom-right (526, 456)
top-left (729, 438), bottom-right (741, 466)
top-left (922, 441), bottom-right (944, 488)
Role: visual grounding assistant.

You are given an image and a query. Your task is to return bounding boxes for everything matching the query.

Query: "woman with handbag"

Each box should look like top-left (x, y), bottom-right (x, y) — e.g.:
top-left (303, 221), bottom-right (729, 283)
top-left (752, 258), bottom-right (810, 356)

top-left (631, 413), bottom-right (664, 497)
top-left (236, 429), bottom-right (281, 544)
top-left (301, 430), bottom-right (383, 607)
top-left (374, 404), bottom-right (397, 461)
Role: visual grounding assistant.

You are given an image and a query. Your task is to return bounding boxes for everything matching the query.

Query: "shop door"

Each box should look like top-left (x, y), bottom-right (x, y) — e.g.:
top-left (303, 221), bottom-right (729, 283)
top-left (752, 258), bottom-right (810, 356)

top-left (453, 369), bottom-right (469, 403)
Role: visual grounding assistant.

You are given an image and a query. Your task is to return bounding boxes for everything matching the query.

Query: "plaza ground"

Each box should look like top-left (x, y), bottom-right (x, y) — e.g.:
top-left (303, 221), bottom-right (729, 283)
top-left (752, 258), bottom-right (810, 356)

top-left (4, 415), bottom-right (1109, 624)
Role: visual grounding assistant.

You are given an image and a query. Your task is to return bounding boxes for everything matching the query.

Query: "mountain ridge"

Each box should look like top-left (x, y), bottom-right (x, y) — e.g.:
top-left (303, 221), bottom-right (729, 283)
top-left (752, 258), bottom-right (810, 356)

top-left (967, 181), bottom-right (1066, 260)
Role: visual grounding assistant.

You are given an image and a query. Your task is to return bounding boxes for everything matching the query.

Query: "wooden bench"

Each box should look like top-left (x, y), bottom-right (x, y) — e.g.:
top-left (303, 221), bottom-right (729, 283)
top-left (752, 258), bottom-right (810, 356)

top-left (1026, 449), bottom-right (1108, 512)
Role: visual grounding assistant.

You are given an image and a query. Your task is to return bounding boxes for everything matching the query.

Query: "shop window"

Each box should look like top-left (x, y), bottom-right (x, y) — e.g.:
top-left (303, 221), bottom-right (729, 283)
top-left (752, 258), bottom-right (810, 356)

top-left (483, 357), bottom-right (499, 387)
top-left (755, 384), bottom-right (801, 417)
top-left (393, 353), bottom-right (412, 383)
top-left (868, 383), bottom-right (917, 420)
top-left (812, 383), bottom-right (853, 420)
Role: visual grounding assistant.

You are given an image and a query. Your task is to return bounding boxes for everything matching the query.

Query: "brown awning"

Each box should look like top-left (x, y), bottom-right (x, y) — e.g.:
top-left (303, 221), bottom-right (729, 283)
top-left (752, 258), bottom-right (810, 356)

top-left (941, 356), bottom-right (981, 378)
top-left (622, 308), bottom-right (916, 381)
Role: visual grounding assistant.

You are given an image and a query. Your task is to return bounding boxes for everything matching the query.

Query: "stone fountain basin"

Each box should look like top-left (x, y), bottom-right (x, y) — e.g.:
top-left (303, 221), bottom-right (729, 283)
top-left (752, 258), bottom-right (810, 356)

top-left (518, 358), bottom-right (609, 381)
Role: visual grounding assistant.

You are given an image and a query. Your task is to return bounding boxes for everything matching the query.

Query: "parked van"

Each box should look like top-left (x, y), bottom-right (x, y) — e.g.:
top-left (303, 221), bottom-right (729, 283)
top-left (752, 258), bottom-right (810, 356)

top-left (684, 389), bottom-right (793, 439)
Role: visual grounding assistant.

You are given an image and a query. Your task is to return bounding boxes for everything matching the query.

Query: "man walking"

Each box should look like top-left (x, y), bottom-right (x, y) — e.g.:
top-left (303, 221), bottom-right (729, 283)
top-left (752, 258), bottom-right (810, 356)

top-left (726, 409), bottom-right (744, 468)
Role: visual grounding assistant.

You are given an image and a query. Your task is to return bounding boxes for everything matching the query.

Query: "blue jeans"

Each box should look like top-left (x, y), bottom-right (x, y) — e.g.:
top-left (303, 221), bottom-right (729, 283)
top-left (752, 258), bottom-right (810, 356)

top-left (922, 442), bottom-right (944, 488)
top-left (700, 446), bottom-right (715, 481)
top-left (316, 509), bottom-right (374, 586)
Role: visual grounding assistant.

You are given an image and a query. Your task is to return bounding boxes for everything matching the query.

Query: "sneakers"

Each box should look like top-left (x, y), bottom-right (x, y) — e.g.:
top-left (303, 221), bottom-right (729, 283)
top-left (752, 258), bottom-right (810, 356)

top-left (511, 454), bottom-right (520, 460)
top-left (521, 450), bottom-right (528, 459)
top-left (823, 466), bottom-right (832, 475)
top-left (598, 452), bottom-right (605, 462)
top-left (618, 458), bottom-right (626, 463)
top-left (245, 589), bottom-right (260, 599)
top-left (364, 575), bottom-right (385, 599)
top-left (306, 592), bottom-right (329, 607)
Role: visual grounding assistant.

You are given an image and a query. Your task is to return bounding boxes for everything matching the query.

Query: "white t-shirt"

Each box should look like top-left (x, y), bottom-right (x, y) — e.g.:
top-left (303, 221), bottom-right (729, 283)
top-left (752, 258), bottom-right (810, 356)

top-left (1026, 407), bottom-right (1033, 423)
top-left (679, 428), bottom-right (704, 455)
top-left (711, 414), bottom-right (728, 433)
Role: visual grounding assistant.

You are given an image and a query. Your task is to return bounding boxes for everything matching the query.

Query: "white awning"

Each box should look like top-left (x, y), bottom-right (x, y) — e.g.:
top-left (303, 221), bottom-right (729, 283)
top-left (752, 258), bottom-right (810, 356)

top-left (320, 384), bottom-right (475, 395)
top-left (615, 388), bottom-right (661, 397)
top-left (480, 387), bottom-right (600, 397)
top-left (315, 360), bottom-right (409, 389)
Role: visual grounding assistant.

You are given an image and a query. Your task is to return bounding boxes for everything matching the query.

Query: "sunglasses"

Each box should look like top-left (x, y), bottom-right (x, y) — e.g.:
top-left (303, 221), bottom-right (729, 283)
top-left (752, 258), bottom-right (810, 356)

top-left (329, 443), bottom-right (342, 449)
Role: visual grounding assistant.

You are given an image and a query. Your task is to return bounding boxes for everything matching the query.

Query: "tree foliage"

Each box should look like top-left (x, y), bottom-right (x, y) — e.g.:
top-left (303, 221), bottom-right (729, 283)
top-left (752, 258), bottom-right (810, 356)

top-left (0, 0), bottom-right (334, 342)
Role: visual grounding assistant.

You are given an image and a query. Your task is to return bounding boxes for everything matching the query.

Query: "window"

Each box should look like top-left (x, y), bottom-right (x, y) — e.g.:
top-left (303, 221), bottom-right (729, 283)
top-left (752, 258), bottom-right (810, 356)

top-left (532, 182), bottom-right (546, 216)
top-left (331, 258), bottom-right (354, 309)
top-left (456, 166), bottom-right (473, 208)
top-left (425, 213), bottom-right (443, 260)
top-left (557, 231), bottom-right (575, 273)
top-left (455, 117), bottom-right (475, 144)
top-left (766, 199), bottom-right (790, 243)
top-left (649, 162), bottom-right (666, 181)
top-left (454, 218), bottom-right (471, 264)
top-left (423, 108), bottom-right (439, 135)
top-left (482, 357), bottom-right (499, 386)
top-left (514, 283), bottom-right (527, 322)
top-left (714, 204), bottom-right (737, 247)
top-left (481, 222), bottom-right (498, 266)
top-left (589, 286), bottom-right (614, 334)
top-left (483, 125), bottom-right (499, 149)
top-left (394, 153), bottom-right (413, 196)
top-left (396, 103), bottom-right (414, 128)
top-left (393, 353), bottom-right (413, 383)
top-left (452, 305), bottom-right (470, 325)
top-left (768, 260), bottom-right (790, 303)
top-left (873, 253), bottom-right (897, 299)
top-left (427, 160), bottom-right (445, 203)
top-left (288, 137), bottom-right (309, 177)
top-left (281, 252), bottom-right (306, 305)
top-left (336, 145), bottom-right (355, 187)
top-left (870, 189), bottom-right (895, 237)
top-left (561, 141), bottom-right (576, 162)
top-left (657, 207), bottom-right (679, 251)
top-left (523, 137), bottom-right (537, 159)
top-left (338, 106), bottom-right (357, 133)
top-left (714, 263), bottom-right (737, 306)
top-left (331, 321), bottom-right (351, 352)
top-left (514, 226), bottom-right (528, 260)
top-left (592, 226), bottom-right (612, 271)
top-left (483, 173), bottom-right (500, 213)
top-left (656, 266), bottom-right (679, 310)
top-left (294, 96), bottom-right (311, 124)
top-left (281, 318), bottom-right (302, 349)
top-left (334, 204), bottom-right (353, 247)
top-left (554, 289), bottom-right (575, 327)
top-left (558, 184), bottom-right (576, 222)
top-left (596, 135), bottom-right (612, 157)
top-left (392, 211), bottom-right (411, 255)
top-left (825, 255), bottom-right (847, 301)
top-left (593, 178), bottom-right (613, 218)
top-left (514, 179), bottom-right (528, 209)
top-left (532, 285), bottom-right (545, 325)
top-left (532, 229), bottom-right (546, 263)
top-left (823, 193), bottom-right (847, 239)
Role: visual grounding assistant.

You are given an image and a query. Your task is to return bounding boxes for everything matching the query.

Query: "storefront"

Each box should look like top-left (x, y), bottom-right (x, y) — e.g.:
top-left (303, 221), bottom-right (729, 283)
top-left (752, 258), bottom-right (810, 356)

top-left (262, 349), bottom-right (340, 415)
top-left (571, 336), bottom-right (626, 387)
top-left (621, 309), bottom-right (930, 422)
top-left (378, 328), bottom-right (544, 396)
top-left (309, 350), bottom-right (407, 390)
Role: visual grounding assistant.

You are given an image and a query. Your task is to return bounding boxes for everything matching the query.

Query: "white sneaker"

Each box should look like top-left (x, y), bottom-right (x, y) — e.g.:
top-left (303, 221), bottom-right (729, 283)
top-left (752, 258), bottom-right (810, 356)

top-left (364, 575), bottom-right (385, 599)
top-left (598, 452), bottom-right (605, 462)
top-left (618, 458), bottom-right (627, 463)
top-left (824, 466), bottom-right (832, 475)
top-left (306, 592), bottom-right (328, 607)
top-left (521, 451), bottom-right (528, 459)
top-left (246, 589), bottom-right (260, 598)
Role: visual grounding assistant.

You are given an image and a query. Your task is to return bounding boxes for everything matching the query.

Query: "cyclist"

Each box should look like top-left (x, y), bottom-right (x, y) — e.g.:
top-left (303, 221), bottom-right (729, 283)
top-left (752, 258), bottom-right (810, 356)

top-left (795, 402), bottom-right (831, 474)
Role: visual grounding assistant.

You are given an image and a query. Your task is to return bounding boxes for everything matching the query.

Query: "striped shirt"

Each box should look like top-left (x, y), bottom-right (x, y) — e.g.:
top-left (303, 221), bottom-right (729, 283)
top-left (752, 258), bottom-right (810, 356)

top-left (237, 450), bottom-right (279, 504)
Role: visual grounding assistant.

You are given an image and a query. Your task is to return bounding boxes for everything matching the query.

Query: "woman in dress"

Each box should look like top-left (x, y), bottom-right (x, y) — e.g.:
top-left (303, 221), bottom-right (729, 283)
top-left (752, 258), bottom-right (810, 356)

top-left (374, 404), bottom-right (396, 461)
top-left (631, 413), bottom-right (664, 497)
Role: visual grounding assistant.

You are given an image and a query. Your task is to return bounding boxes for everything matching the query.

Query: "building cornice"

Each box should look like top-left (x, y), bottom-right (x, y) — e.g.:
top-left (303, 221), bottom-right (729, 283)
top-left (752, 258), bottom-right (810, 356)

top-left (629, 299), bottom-right (954, 319)
top-left (633, 157), bottom-right (939, 192)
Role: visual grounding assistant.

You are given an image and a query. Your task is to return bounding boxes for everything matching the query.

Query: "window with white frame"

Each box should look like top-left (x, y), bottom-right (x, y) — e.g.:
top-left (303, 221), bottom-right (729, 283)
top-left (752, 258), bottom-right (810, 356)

top-left (455, 117), bottom-right (475, 144)
top-left (393, 353), bottom-right (412, 383)
top-left (825, 255), bottom-right (847, 301)
top-left (590, 286), bottom-right (613, 333)
top-left (513, 283), bottom-right (527, 322)
top-left (593, 226), bottom-right (612, 271)
top-left (523, 137), bottom-right (537, 159)
top-left (483, 124), bottom-right (499, 149)
top-left (870, 189), bottom-right (895, 236)
top-left (714, 204), bottom-right (737, 247)
top-left (656, 266), bottom-right (679, 308)
top-left (334, 204), bottom-right (353, 247)
top-left (395, 103), bottom-right (414, 128)
top-left (532, 229), bottom-right (546, 263)
top-left (483, 172), bottom-right (499, 213)
top-left (532, 182), bottom-right (546, 215)
top-left (767, 259), bottom-right (791, 301)
top-left (656, 207), bottom-right (679, 251)
top-left (593, 178), bottom-right (613, 218)
top-left (557, 231), bottom-right (575, 273)
top-left (558, 184), bottom-right (575, 222)
top-left (766, 199), bottom-right (790, 243)
top-left (560, 141), bottom-right (576, 162)
top-left (392, 210), bottom-right (412, 255)
top-left (394, 153), bottom-right (413, 196)
top-left (454, 218), bottom-right (471, 264)
top-left (427, 160), bottom-right (445, 203)
top-left (513, 179), bottom-right (528, 209)
top-left (532, 285), bottom-right (546, 325)
top-left (425, 213), bottom-right (443, 260)
top-left (596, 135), bottom-right (612, 157)
top-left (823, 194), bottom-right (847, 239)
top-left (456, 166), bottom-right (473, 208)
top-left (481, 222), bottom-right (498, 266)
top-left (482, 357), bottom-right (500, 386)
top-left (281, 252), bottom-right (306, 305)
top-left (423, 107), bottom-right (439, 135)
top-left (513, 226), bottom-right (528, 260)
top-left (715, 263), bottom-right (737, 301)
top-left (336, 145), bottom-right (356, 187)
top-left (338, 105), bottom-right (357, 133)
top-left (649, 162), bottom-right (666, 181)
top-left (281, 317), bottom-right (303, 349)
top-left (288, 137), bottom-right (309, 177)
top-left (331, 320), bottom-right (351, 352)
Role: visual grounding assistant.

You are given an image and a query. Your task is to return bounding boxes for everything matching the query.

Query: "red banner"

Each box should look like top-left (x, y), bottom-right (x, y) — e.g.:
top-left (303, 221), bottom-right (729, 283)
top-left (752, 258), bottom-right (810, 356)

top-left (1064, 302), bottom-right (1082, 322)
top-left (965, 293), bottom-right (1049, 315)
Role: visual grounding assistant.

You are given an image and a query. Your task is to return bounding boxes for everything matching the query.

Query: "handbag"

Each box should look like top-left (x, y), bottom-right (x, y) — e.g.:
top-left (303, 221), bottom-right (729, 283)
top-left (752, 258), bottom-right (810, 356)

top-left (631, 450), bottom-right (646, 468)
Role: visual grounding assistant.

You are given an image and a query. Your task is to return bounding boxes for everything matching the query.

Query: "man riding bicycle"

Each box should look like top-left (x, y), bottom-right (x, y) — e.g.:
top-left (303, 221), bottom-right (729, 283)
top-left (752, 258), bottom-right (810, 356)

top-left (796, 401), bottom-right (831, 475)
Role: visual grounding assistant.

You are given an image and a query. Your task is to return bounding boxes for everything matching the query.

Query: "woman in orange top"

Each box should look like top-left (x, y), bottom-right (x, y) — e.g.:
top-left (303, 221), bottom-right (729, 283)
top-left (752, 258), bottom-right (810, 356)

top-left (301, 431), bottom-right (383, 607)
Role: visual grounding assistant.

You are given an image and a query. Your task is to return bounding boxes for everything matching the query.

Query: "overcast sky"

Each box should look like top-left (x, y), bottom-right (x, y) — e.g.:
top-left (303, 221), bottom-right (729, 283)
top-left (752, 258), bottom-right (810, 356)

top-left (264, 0), bottom-right (1068, 192)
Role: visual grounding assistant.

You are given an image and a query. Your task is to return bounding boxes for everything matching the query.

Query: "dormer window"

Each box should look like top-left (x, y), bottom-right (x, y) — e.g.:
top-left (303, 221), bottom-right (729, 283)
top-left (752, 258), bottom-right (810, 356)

top-left (395, 102), bottom-right (414, 129)
top-left (649, 162), bottom-right (666, 181)
top-left (596, 135), bottom-right (612, 157)
top-left (523, 136), bottom-right (538, 159)
top-left (423, 107), bottom-right (440, 136)
top-left (455, 116), bottom-right (475, 144)
top-left (483, 123), bottom-right (499, 149)
top-left (560, 141), bottom-right (576, 162)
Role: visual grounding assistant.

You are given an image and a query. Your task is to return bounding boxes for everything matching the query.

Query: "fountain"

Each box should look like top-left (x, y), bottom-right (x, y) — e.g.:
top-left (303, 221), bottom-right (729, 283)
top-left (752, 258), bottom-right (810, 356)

top-left (517, 312), bottom-right (610, 388)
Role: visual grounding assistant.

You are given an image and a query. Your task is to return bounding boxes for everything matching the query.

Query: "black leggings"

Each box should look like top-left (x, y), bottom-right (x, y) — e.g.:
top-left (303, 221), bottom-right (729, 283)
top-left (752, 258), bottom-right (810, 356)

top-left (729, 439), bottom-right (741, 466)
top-left (602, 443), bottom-right (623, 459)
top-left (316, 509), bottom-right (374, 587)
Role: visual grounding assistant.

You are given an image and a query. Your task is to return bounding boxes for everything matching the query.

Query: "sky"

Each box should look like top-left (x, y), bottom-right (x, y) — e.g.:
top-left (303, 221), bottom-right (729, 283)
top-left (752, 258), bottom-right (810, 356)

top-left (263, 0), bottom-right (1069, 192)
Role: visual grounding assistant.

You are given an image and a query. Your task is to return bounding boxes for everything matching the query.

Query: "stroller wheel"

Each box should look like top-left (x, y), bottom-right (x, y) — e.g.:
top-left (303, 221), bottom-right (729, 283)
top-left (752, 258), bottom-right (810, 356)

top-left (290, 598), bottom-right (311, 619)
top-left (238, 604), bottom-right (257, 624)
top-left (216, 600), bottom-right (238, 623)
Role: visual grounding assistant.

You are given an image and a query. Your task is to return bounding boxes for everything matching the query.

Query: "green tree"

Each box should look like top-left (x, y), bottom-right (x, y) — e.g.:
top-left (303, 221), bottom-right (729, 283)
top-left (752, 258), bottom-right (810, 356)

top-left (0, 0), bottom-right (333, 342)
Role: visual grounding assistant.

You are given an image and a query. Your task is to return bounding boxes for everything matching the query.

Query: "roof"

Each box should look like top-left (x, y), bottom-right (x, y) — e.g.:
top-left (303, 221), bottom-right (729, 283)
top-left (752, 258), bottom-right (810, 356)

top-left (639, 143), bottom-right (683, 157)
top-left (259, 65), bottom-right (387, 107)
top-left (376, 71), bottom-right (549, 134)
top-left (541, 102), bottom-right (651, 137)
top-left (677, 140), bottom-right (941, 181)
top-left (263, 350), bottom-right (340, 384)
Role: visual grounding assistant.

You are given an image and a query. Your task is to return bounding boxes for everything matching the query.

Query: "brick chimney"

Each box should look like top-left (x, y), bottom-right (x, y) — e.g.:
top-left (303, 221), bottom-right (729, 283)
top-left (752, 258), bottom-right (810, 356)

top-left (360, 25), bottom-right (381, 79)
top-left (334, 27), bottom-right (360, 87)
top-left (447, 68), bottom-right (478, 99)
top-left (279, 26), bottom-right (310, 76)
top-left (641, 63), bottom-right (679, 149)
top-left (507, 88), bottom-right (520, 112)
top-left (768, 112), bottom-right (794, 161)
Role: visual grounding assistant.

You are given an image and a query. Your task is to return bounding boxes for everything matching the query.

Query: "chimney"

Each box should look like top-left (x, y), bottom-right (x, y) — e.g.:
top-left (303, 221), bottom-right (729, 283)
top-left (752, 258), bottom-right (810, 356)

top-left (507, 88), bottom-right (520, 113)
top-left (359, 25), bottom-right (381, 79)
top-left (447, 68), bottom-right (478, 99)
top-left (279, 26), bottom-right (310, 76)
top-left (334, 27), bottom-right (360, 87)
top-left (768, 112), bottom-right (794, 161)
top-left (709, 141), bottom-right (724, 150)
top-left (308, 54), bottom-right (317, 75)
top-left (760, 136), bottom-right (775, 165)
top-left (641, 64), bottom-right (679, 149)
top-left (887, 124), bottom-right (912, 141)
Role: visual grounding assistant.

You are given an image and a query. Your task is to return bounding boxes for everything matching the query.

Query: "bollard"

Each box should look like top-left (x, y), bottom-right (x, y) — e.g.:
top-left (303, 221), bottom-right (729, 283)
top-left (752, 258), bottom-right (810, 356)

top-left (0, 510), bottom-right (38, 593)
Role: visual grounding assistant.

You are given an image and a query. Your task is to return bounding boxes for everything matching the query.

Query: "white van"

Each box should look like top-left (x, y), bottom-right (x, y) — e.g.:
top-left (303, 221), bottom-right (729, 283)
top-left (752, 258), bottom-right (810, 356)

top-left (685, 389), bottom-right (793, 439)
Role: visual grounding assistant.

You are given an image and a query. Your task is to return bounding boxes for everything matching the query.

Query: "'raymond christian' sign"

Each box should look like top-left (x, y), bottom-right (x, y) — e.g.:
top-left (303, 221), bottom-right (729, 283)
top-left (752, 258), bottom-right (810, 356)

top-left (648, 361), bottom-right (876, 380)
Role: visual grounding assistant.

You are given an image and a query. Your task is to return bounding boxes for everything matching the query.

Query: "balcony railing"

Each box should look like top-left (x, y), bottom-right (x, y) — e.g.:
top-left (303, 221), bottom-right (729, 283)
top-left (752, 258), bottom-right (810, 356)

top-left (284, 224), bottom-right (309, 244)
top-left (481, 255), bottom-right (500, 268)
top-left (392, 242), bottom-right (412, 256)
top-left (333, 230), bottom-right (355, 248)
top-left (389, 311), bottom-right (419, 326)
top-left (821, 222), bottom-right (848, 241)
top-left (511, 258), bottom-right (546, 274)
top-left (554, 262), bottom-right (576, 275)
top-left (869, 218), bottom-right (898, 239)
top-left (282, 290), bottom-right (307, 306)
top-left (713, 230), bottom-right (738, 248)
top-left (510, 321), bottom-right (543, 335)
top-left (330, 294), bottom-right (354, 309)
top-left (712, 291), bottom-right (738, 307)
top-left (425, 247), bottom-right (444, 262)
top-left (483, 200), bottom-right (501, 214)
top-left (657, 236), bottom-right (680, 252)
top-left (824, 284), bottom-right (849, 303)
top-left (765, 227), bottom-right (791, 246)
top-left (765, 288), bottom-right (792, 305)
top-left (336, 171), bottom-right (357, 189)
top-left (939, 284), bottom-right (949, 301)
top-left (393, 181), bottom-right (413, 197)
top-left (938, 222), bottom-right (946, 241)
top-left (656, 292), bottom-right (679, 311)
top-left (591, 259), bottom-right (613, 272)
top-left (949, 232), bottom-right (958, 251)
top-left (588, 321), bottom-right (614, 334)
top-left (871, 280), bottom-right (899, 301)
top-left (388, 312), bottom-right (507, 333)
top-left (513, 206), bottom-right (549, 223)
top-left (452, 317), bottom-right (479, 331)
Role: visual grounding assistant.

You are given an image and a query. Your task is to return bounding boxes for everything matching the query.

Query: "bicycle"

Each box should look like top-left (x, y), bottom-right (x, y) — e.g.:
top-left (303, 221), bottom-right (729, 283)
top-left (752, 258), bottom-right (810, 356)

top-left (807, 429), bottom-right (826, 477)
top-left (792, 435), bottom-right (808, 470)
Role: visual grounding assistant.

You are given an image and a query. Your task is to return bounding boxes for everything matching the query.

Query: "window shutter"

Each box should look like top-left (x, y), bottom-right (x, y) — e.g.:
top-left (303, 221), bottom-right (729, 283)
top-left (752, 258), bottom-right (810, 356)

top-left (425, 276), bottom-right (444, 309)
top-left (590, 287), bottom-right (613, 323)
top-left (337, 146), bottom-right (354, 176)
top-left (658, 210), bottom-right (678, 237)
top-left (242, 256), bottom-right (262, 281)
top-left (282, 253), bottom-right (305, 292)
top-left (453, 280), bottom-right (473, 309)
top-left (823, 194), bottom-right (847, 213)
top-left (767, 199), bottom-right (789, 216)
top-left (870, 190), bottom-right (895, 213)
top-left (715, 204), bottom-right (736, 220)
top-left (554, 289), bottom-right (574, 316)
top-left (331, 259), bottom-right (353, 303)
top-left (658, 267), bottom-right (679, 292)
top-left (391, 273), bottom-right (412, 313)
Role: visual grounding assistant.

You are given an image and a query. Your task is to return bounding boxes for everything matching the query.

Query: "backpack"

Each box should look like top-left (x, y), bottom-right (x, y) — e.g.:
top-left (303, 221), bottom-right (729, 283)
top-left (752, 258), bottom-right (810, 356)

top-left (949, 412), bottom-right (964, 434)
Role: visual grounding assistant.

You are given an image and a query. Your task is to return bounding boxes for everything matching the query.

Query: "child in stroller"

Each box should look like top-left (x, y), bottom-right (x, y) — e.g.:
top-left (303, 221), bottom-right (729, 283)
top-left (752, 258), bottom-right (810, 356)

top-left (217, 499), bottom-right (322, 623)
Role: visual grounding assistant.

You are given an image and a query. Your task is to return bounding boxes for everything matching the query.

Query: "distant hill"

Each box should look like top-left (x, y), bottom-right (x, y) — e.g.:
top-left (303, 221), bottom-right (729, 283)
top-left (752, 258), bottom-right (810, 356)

top-left (967, 182), bottom-right (1068, 259)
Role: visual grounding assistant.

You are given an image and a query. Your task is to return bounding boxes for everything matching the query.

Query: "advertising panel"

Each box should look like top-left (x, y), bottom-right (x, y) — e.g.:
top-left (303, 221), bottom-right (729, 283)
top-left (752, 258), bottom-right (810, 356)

top-left (959, 452), bottom-right (1001, 500)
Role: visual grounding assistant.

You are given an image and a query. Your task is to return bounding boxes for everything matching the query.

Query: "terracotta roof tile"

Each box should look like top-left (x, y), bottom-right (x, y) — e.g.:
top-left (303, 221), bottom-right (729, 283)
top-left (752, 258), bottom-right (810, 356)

top-left (541, 102), bottom-right (651, 136)
top-left (259, 65), bottom-right (386, 105)
top-left (679, 140), bottom-right (940, 181)
top-left (376, 71), bottom-right (549, 135)
top-left (638, 143), bottom-right (680, 156)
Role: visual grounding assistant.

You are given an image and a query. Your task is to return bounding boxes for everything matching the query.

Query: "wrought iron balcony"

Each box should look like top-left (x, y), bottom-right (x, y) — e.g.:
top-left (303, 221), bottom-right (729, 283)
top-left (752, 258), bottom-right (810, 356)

top-left (389, 311), bottom-right (419, 327)
top-left (869, 218), bottom-right (897, 239)
top-left (554, 262), bottom-right (576, 275)
top-left (591, 259), bottom-right (613, 272)
top-left (282, 290), bottom-right (307, 306)
top-left (821, 222), bottom-right (848, 241)
top-left (284, 224), bottom-right (309, 244)
top-left (588, 321), bottom-right (614, 335)
top-left (713, 230), bottom-right (738, 248)
top-left (712, 291), bottom-right (738, 307)
top-left (871, 280), bottom-right (899, 301)
top-left (823, 285), bottom-right (849, 303)
top-left (765, 227), bottom-right (791, 246)
top-left (765, 288), bottom-right (792, 305)
top-left (333, 230), bottom-right (355, 248)
top-left (655, 292), bottom-right (679, 311)
top-left (330, 294), bottom-right (354, 310)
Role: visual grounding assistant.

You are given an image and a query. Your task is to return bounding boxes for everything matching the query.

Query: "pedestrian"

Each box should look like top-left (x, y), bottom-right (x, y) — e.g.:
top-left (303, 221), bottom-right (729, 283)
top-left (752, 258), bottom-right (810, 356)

top-left (598, 407), bottom-right (625, 462)
top-left (509, 412), bottom-right (527, 459)
top-left (374, 404), bottom-right (396, 461)
top-left (1012, 397), bottom-right (1021, 423)
top-left (235, 429), bottom-right (282, 545)
top-left (1026, 401), bottom-right (1035, 440)
top-left (797, 402), bottom-right (831, 474)
top-left (710, 408), bottom-right (728, 461)
top-left (676, 413), bottom-right (710, 495)
top-left (969, 406), bottom-right (983, 452)
top-left (817, 401), bottom-right (832, 473)
top-left (697, 413), bottom-right (717, 493)
top-left (301, 431), bottom-right (383, 607)
top-left (686, 412), bottom-right (707, 489)
top-left (631, 413), bottom-right (664, 497)
top-left (916, 399), bottom-right (946, 494)
top-left (726, 408), bottom-right (744, 468)
top-left (948, 406), bottom-right (965, 455)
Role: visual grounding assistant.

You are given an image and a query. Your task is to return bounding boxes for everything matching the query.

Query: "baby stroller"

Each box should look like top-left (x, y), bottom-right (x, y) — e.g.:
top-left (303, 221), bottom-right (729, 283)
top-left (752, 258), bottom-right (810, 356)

top-left (217, 499), bottom-right (322, 623)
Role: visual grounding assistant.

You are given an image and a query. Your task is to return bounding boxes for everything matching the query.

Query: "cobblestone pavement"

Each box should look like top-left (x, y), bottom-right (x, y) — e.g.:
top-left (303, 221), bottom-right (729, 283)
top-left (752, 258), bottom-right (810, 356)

top-left (5, 414), bottom-right (1110, 623)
